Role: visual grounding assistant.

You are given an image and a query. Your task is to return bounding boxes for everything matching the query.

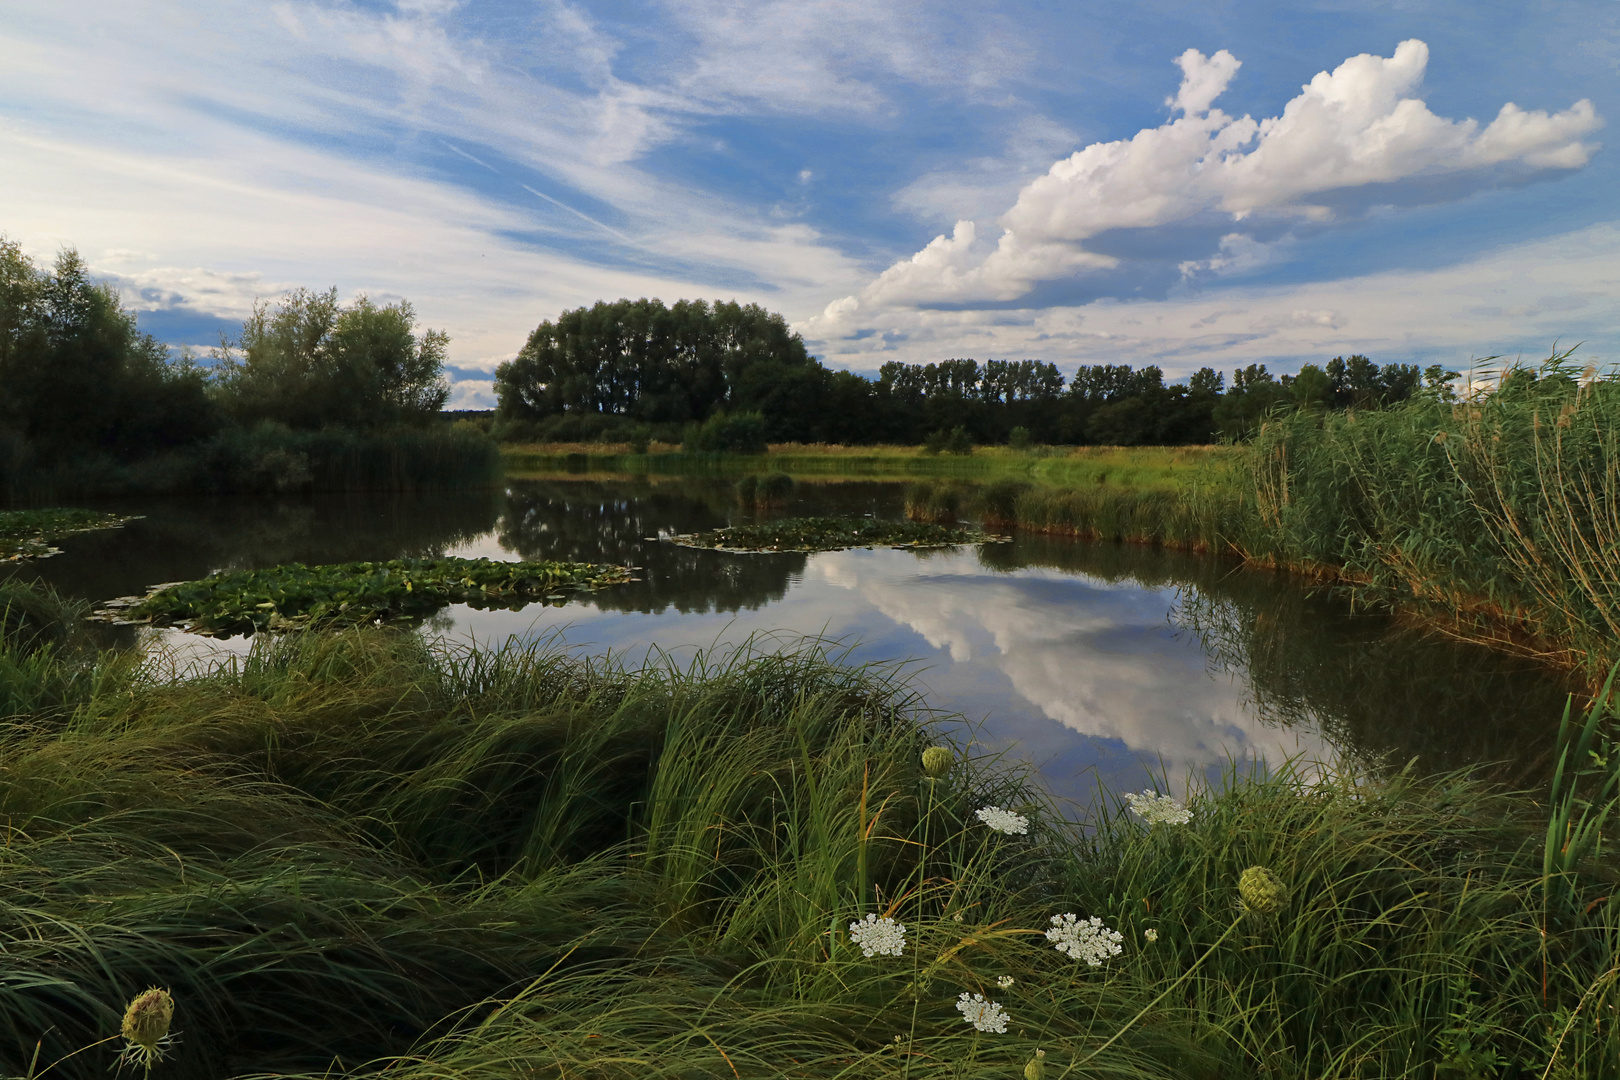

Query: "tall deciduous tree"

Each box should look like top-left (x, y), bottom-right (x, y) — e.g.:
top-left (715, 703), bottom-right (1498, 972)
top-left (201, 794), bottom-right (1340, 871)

top-left (494, 298), bottom-right (814, 426)
top-left (0, 240), bottom-right (215, 464)
top-left (214, 289), bottom-right (449, 429)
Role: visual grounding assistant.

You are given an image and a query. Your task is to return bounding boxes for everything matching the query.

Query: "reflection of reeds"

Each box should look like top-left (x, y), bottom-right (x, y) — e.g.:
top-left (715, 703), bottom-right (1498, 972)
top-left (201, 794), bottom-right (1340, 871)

top-left (6, 585), bottom-right (1620, 1077)
top-left (904, 480), bottom-right (964, 523)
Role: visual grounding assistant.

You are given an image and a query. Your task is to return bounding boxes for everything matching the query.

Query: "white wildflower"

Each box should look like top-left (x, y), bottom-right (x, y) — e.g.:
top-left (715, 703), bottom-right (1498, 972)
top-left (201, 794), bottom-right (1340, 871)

top-left (996, 975), bottom-right (1015, 988)
top-left (1124, 790), bottom-right (1192, 826)
top-left (952, 912), bottom-right (964, 923)
top-left (975, 805), bottom-right (1029, 835)
top-left (1045, 913), bottom-right (1124, 966)
top-left (1144, 928), bottom-right (1159, 943)
top-left (955, 992), bottom-right (1010, 1033)
top-left (849, 913), bottom-right (906, 957)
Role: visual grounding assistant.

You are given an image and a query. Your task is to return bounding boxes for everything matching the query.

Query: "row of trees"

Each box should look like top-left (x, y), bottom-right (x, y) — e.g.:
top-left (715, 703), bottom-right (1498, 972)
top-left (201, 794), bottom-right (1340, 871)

top-left (0, 241), bottom-right (450, 472)
top-left (493, 297), bottom-right (1451, 446)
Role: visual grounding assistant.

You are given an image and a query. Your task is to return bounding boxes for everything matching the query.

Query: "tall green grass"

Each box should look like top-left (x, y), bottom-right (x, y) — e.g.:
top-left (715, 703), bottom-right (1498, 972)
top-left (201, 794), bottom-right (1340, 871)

top-left (1245, 350), bottom-right (1620, 676)
top-left (3, 586), bottom-right (1619, 1079)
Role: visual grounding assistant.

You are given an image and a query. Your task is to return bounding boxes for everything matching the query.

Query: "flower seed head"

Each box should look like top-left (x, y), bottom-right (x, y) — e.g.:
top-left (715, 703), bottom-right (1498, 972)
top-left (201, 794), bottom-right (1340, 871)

top-left (121, 989), bottom-right (173, 1053)
top-left (1238, 866), bottom-right (1289, 916)
top-left (1024, 1049), bottom-right (1047, 1080)
top-left (921, 745), bottom-right (954, 778)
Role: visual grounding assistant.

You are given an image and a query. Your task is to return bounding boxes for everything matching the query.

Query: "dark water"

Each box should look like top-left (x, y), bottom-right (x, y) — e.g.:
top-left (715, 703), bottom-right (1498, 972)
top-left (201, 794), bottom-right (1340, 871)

top-left (2, 476), bottom-right (1576, 806)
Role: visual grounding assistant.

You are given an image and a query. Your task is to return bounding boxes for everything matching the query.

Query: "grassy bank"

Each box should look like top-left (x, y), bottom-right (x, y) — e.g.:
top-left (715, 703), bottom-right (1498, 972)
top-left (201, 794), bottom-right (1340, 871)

top-left (4, 584), bottom-right (1620, 1079)
top-left (502, 441), bottom-right (1232, 488)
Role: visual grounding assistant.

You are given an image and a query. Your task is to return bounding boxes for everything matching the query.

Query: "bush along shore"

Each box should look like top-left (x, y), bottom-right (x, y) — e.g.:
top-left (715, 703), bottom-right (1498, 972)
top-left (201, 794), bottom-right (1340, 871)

top-left (3, 583), bottom-right (1620, 1079)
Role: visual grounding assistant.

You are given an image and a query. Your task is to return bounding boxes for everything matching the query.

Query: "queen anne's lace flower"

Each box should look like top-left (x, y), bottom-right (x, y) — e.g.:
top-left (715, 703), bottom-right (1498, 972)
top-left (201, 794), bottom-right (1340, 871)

top-left (955, 992), bottom-right (1010, 1033)
top-left (1143, 928), bottom-right (1159, 943)
top-left (975, 805), bottom-right (1029, 835)
top-left (996, 975), bottom-right (1015, 988)
top-left (848, 913), bottom-right (906, 957)
top-left (1124, 790), bottom-right (1192, 826)
top-left (1045, 913), bottom-right (1124, 965)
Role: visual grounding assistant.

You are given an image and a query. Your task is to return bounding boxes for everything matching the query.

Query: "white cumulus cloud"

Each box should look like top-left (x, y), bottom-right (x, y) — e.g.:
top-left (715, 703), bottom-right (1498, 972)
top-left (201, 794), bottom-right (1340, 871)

top-left (805, 39), bottom-right (1601, 339)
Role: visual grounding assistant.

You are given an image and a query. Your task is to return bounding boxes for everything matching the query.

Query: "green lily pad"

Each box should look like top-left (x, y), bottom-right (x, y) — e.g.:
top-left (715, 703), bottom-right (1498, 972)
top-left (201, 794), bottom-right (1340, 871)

top-left (0, 508), bottom-right (142, 561)
top-left (667, 516), bottom-right (1007, 554)
top-left (99, 556), bottom-right (637, 636)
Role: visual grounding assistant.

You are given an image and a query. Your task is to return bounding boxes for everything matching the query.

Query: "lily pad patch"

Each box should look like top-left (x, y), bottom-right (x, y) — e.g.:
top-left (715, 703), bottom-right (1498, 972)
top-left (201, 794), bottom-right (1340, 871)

top-left (95, 556), bottom-right (638, 637)
top-left (1, 508), bottom-right (142, 561)
top-left (667, 516), bottom-right (1008, 553)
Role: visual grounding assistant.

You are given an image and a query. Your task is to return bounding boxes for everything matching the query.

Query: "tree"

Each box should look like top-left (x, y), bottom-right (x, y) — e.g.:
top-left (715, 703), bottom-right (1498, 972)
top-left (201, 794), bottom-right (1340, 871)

top-left (495, 298), bottom-right (814, 430)
top-left (214, 289), bottom-right (449, 430)
top-left (0, 240), bottom-right (216, 463)
top-left (1213, 364), bottom-right (1291, 440)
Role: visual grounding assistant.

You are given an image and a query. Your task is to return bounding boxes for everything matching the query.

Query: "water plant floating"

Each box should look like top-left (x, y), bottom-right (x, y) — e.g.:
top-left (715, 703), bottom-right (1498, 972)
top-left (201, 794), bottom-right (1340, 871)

top-left (667, 515), bottom-right (1008, 553)
top-left (0, 508), bottom-right (141, 561)
top-left (97, 556), bottom-right (636, 636)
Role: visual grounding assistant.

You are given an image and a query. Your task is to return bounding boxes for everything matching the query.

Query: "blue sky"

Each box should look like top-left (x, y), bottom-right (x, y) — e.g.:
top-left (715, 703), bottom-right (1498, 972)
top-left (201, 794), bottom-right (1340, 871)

top-left (2, 1), bottom-right (1615, 406)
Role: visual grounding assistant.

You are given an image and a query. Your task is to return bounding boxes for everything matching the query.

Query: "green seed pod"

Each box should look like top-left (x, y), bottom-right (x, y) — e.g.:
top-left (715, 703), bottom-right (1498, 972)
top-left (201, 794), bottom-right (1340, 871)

top-left (1238, 866), bottom-right (1289, 916)
top-left (121, 988), bottom-right (174, 1053)
top-left (921, 745), bottom-right (953, 778)
top-left (1023, 1049), bottom-right (1047, 1080)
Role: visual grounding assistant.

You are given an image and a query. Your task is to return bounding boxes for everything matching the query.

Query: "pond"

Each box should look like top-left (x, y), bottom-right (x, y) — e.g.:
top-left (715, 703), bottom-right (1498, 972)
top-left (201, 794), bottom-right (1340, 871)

top-left (2, 475), bottom-right (1576, 808)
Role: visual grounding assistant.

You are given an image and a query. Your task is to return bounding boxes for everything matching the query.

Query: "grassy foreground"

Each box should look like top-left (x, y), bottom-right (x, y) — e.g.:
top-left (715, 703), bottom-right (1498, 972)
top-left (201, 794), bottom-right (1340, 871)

top-left (3, 581), bottom-right (1620, 1079)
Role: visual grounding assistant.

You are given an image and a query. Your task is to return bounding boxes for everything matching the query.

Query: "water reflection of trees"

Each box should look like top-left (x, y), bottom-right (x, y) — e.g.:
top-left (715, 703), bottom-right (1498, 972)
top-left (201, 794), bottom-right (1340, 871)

top-left (981, 533), bottom-right (1576, 785)
top-left (497, 480), bottom-right (807, 615)
top-left (6, 489), bottom-right (503, 649)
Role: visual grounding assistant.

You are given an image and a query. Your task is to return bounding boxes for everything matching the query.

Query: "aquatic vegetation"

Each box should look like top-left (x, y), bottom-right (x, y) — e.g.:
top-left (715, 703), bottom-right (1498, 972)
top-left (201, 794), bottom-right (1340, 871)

top-left (109, 556), bottom-right (635, 635)
top-left (0, 507), bottom-right (139, 560)
top-left (733, 471), bottom-right (795, 508)
top-left (669, 514), bottom-right (1006, 552)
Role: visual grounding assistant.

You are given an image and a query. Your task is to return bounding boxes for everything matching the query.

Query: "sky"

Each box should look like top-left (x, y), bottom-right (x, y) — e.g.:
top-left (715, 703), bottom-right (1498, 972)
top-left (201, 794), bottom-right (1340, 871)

top-left (2, 1), bottom-right (1616, 407)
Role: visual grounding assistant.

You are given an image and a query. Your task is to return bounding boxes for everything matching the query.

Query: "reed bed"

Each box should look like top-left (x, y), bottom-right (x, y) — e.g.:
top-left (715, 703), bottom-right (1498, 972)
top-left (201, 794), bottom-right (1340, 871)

top-left (1246, 350), bottom-right (1620, 676)
top-left (2, 586), bottom-right (1619, 1079)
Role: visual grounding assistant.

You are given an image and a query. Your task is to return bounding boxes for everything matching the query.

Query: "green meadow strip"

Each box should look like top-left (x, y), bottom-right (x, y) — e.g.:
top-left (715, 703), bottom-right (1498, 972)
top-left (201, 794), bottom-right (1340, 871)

top-left (103, 556), bottom-right (635, 635)
top-left (0, 507), bottom-right (141, 561)
top-left (668, 515), bottom-right (1007, 552)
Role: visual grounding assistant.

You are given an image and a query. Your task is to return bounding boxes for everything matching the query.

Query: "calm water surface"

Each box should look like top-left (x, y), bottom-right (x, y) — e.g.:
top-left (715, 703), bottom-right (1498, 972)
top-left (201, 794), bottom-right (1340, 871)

top-left (4, 476), bottom-right (1575, 806)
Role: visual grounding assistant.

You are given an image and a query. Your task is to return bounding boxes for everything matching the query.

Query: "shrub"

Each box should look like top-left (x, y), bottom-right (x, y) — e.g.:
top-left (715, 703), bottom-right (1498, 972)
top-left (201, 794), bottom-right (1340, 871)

top-left (683, 411), bottom-right (768, 454)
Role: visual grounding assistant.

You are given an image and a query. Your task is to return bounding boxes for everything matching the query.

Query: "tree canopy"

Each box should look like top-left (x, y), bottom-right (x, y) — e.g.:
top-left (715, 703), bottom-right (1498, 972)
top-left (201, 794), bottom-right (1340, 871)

top-left (0, 240), bottom-right (215, 465)
top-left (213, 289), bottom-right (450, 430)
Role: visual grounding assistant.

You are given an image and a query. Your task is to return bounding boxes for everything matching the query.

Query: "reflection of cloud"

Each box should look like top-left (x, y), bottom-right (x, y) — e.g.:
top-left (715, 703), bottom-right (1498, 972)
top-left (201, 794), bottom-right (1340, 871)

top-left (813, 552), bottom-right (1336, 779)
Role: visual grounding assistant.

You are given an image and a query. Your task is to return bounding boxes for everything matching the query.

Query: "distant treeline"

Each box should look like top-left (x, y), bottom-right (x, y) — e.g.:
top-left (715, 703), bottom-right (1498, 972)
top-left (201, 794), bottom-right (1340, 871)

top-left (494, 298), bottom-right (1458, 447)
top-left (0, 239), bottom-right (494, 499)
